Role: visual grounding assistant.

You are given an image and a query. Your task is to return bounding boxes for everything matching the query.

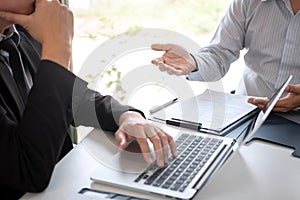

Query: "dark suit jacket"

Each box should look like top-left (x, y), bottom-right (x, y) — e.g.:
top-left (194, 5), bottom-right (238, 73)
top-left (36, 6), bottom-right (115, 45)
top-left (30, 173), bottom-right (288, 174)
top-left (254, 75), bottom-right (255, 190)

top-left (0, 25), bottom-right (141, 199)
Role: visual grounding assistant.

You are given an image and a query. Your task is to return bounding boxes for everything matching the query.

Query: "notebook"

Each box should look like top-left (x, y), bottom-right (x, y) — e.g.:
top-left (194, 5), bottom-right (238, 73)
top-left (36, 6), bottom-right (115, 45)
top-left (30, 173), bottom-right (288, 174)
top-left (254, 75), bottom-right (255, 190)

top-left (90, 75), bottom-right (292, 200)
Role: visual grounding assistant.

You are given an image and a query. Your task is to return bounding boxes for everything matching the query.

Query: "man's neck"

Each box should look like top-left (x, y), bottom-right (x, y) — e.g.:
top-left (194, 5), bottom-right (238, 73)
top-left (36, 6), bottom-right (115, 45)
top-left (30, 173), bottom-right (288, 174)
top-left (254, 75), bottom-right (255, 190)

top-left (290, 0), bottom-right (300, 14)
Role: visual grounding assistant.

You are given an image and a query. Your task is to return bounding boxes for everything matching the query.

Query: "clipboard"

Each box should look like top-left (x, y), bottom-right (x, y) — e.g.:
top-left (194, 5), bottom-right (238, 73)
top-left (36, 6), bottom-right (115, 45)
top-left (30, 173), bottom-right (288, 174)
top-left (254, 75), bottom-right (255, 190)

top-left (151, 89), bottom-right (257, 135)
top-left (248, 113), bottom-right (300, 158)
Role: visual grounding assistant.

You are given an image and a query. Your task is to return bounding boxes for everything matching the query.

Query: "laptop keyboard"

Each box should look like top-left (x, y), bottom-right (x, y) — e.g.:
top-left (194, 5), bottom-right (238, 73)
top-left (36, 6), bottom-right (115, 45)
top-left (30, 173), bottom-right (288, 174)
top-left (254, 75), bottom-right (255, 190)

top-left (134, 133), bottom-right (223, 192)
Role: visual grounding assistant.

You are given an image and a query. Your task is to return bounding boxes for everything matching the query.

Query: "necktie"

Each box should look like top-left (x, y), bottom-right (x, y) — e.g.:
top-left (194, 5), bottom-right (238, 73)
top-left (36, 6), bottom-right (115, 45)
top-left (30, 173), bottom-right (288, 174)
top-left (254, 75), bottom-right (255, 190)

top-left (0, 37), bottom-right (30, 103)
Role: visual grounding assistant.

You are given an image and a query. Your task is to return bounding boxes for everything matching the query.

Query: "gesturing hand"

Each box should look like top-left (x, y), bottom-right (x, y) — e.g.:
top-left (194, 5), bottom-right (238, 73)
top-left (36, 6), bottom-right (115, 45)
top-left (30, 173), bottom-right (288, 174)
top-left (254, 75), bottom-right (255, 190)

top-left (151, 43), bottom-right (197, 76)
top-left (115, 111), bottom-right (177, 168)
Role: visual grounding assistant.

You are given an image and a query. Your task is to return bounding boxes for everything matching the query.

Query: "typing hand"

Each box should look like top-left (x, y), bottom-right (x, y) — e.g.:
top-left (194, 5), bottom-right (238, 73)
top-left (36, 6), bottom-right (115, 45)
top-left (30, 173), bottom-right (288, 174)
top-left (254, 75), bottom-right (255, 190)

top-left (115, 111), bottom-right (177, 168)
top-left (151, 43), bottom-right (197, 76)
top-left (248, 84), bottom-right (300, 112)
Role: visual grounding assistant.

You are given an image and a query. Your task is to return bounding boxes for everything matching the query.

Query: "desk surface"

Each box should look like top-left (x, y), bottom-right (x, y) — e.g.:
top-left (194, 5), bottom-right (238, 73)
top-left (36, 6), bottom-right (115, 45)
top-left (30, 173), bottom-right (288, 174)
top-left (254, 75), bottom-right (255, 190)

top-left (22, 126), bottom-right (300, 200)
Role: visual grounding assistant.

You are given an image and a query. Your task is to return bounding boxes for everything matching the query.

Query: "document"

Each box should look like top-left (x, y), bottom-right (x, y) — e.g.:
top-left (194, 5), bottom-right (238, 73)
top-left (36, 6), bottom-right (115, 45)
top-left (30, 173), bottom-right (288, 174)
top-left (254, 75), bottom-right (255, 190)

top-left (151, 89), bottom-right (257, 133)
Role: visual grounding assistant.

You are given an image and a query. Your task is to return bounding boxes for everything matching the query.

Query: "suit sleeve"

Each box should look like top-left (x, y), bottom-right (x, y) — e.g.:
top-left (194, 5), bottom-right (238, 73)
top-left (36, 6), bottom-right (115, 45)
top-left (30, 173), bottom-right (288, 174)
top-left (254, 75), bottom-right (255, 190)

top-left (0, 60), bottom-right (78, 193)
top-left (0, 59), bottom-right (143, 194)
top-left (72, 86), bottom-right (144, 132)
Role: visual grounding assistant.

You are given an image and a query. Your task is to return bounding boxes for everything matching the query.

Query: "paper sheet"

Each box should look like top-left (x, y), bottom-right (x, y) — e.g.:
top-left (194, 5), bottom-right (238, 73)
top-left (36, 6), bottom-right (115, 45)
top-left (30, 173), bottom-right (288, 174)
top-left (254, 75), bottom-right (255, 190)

top-left (152, 89), bottom-right (257, 132)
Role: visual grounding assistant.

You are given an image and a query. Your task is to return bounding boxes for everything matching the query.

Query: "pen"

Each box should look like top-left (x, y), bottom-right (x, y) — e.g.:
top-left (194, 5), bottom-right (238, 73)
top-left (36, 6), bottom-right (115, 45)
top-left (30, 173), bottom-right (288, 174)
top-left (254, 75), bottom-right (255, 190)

top-left (198, 127), bottom-right (220, 135)
top-left (171, 117), bottom-right (219, 135)
top-left (166, 119), bottom-right (202, 131)
top-left (149, 98), bottom-right (178, 114)
top-left (152, 117), bottom-right (201, 130)
top-left (171, 118), bottom-right (202, 126)
top-left (152, 117), bottom-right (219, 135)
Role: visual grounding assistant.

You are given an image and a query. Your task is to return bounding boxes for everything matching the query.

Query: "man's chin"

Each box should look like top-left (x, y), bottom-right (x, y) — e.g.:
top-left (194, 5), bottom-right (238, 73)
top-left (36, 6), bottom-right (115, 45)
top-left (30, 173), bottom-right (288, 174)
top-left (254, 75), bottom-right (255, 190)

top-left (16, 2), bottom-right (35, 15)
top-left (22, 6), bottom-right (35, 15)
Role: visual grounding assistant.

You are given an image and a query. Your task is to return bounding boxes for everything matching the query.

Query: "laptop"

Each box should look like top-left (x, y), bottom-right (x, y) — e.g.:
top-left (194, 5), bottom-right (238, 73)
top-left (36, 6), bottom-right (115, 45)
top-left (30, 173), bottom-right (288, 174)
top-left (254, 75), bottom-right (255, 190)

top-left (90, 75), bottom-right (292, 200)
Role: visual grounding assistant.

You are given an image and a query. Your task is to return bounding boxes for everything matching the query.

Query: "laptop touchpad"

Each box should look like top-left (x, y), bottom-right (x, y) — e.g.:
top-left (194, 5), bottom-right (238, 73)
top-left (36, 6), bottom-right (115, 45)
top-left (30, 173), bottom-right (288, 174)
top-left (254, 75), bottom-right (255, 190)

top-left (104, 140), bottom-right (151, 174)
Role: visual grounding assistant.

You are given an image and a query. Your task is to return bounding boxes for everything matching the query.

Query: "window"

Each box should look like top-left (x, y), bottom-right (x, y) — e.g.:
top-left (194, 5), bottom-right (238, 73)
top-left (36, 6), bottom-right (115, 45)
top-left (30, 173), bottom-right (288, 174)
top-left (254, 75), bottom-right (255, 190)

top-left (68, 0), bottom-right (243, 140)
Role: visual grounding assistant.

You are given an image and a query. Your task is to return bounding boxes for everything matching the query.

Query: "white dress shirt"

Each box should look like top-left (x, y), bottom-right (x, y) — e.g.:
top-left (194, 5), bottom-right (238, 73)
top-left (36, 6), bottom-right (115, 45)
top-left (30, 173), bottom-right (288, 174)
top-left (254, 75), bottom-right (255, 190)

top-left (187, 0), bottom-right (300, 97)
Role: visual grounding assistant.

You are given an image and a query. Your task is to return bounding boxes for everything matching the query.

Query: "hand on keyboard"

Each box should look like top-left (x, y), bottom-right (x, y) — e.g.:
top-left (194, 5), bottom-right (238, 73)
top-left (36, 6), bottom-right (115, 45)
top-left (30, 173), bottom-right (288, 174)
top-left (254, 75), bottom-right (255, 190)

top-left (116, 111), bottom-right (177, 167)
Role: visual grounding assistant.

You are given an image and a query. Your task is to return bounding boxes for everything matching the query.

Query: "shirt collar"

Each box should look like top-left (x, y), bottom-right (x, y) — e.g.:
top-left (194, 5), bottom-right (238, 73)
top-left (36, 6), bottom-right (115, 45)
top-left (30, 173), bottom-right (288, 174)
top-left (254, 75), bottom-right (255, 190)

top-left (0, 33), bottom-right (5, 42)
top-left (0, 25), bottom-right (20, 45)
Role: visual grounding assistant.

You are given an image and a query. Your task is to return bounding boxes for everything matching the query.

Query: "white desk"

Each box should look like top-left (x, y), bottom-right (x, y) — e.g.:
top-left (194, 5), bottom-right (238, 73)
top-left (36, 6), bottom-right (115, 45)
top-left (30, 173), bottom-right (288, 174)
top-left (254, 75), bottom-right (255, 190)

top-left (22, 126), bottom-right (300, 200)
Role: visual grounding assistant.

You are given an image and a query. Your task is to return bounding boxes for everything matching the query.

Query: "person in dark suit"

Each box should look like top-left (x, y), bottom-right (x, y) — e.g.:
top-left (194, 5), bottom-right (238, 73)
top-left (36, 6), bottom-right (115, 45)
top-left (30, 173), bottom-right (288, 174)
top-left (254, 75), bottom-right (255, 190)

top-left (0, 0), bottom-right (177, 199)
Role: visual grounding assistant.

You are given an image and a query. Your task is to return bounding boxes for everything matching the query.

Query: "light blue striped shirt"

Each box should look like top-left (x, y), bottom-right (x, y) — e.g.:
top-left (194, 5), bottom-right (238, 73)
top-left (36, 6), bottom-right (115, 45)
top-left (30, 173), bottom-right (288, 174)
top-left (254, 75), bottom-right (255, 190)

top-left (188, 0), bottom-right (300, 97)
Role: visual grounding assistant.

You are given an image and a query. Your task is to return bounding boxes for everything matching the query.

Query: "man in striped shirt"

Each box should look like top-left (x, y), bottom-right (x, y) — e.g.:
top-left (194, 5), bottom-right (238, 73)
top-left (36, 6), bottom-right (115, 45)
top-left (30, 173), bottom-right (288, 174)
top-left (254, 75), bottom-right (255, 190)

top-left (152, 0), bottom-right (300, 112)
